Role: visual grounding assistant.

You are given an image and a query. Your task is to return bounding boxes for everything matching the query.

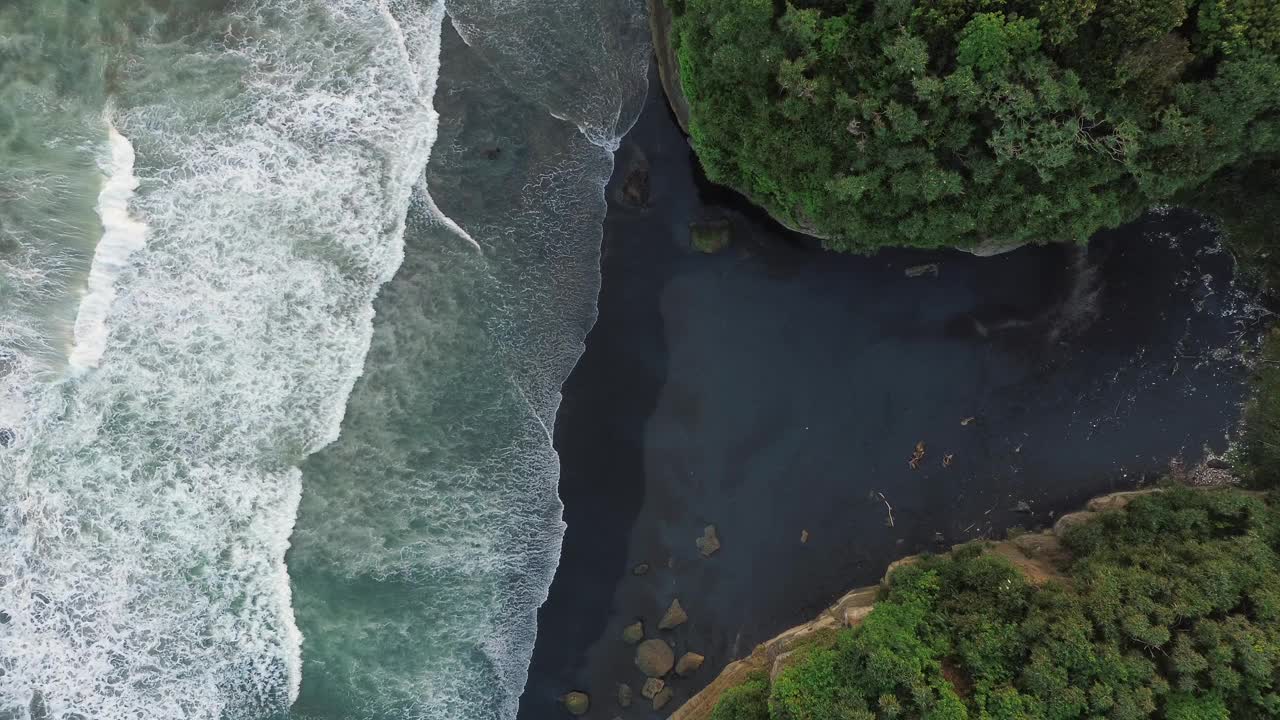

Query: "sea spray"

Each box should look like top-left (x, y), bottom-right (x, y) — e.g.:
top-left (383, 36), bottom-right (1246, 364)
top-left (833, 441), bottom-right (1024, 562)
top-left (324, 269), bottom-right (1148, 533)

top-left (0, 1), bottom-right (442, 717)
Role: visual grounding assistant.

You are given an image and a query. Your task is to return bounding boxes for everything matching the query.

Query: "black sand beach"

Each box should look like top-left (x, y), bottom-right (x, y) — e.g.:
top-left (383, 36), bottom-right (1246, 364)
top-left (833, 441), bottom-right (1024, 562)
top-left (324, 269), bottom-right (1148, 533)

top-left (516, 66), bottom-right (1261, 720)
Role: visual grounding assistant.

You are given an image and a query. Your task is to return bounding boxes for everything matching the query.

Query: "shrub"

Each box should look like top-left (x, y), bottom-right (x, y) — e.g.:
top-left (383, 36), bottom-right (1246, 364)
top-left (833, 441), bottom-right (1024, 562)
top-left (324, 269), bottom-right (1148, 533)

top-left (711, 677), bottom-right (770, 720)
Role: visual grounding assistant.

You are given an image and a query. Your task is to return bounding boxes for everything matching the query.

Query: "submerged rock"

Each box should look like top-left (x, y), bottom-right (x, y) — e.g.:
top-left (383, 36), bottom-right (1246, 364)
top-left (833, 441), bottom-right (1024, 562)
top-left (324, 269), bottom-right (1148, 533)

top-left (617, 683), bottom-right (633, 708)
top-left (676, 652), bottom-right (705, 676)
top-left (641, 677), bottom-right (665, 700)
top-left (622, 621), bottom-right (644, 645)
top-left (690, 221), bottom-right (731, 254)
top-left (659, 598), bottom-right (688, 630)
top-left (905, 263), bottom-right (940, 278)
top-left (636, 638), bottom-right (675, 676)
top-left (562, 691), bottom-right (590, 716)
top-left (632, 562), bottom-right (650, 576)
top-left (696, 525), bottom-right (720, 557)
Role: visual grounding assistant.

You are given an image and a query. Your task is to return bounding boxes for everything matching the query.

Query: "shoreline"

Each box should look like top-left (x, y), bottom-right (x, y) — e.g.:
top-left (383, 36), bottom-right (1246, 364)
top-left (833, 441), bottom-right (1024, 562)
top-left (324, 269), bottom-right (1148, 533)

top-left (668, 484), bottom-right (1249, 720)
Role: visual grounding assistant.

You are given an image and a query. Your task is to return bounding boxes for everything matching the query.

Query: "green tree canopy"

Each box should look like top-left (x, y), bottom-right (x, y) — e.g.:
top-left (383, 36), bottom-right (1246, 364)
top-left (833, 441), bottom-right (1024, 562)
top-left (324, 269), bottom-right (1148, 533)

top-left (712, 489), bottom-right (1280, 720)
top-left (669, 0), bottom-right (1280, 251)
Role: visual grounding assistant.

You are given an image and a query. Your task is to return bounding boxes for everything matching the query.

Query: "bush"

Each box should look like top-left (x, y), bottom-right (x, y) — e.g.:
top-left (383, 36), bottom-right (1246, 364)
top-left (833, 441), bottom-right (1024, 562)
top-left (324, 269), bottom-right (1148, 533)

top-left (668, 0), bottom-right (1280, 252)
top-left (710, 489), bottom-right (1280, 719)
top-left (711, 677), bottom-right (770, 720)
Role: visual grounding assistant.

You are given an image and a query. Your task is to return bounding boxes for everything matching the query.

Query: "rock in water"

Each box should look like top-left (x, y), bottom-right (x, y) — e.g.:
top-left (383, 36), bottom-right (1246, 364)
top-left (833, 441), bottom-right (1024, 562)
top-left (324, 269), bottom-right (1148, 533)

top-left (641, 677), bottom-right (665, 700)
top-left (653, 688), bottom-right (674, 710)
top-left (635, 638), bottom-right (675, 676)
top-left (675, 651), bottom-right (705, 676)
top-left (659, 598), bottom-right (688, 630)
top-left (562, 692), bottom-right (590, 716)
top-left (696, 525), bottom-right (721, 557)
top-left (690, 220), bottom-right (731, 253)
top-left (616, 683), bottom-right (632, 708)
top-left (621, 621), bottom-right (644, 645)
top-left (904, 263), bottom-right (940, 278)
top-left (631, 562), bottom-right (650, 576)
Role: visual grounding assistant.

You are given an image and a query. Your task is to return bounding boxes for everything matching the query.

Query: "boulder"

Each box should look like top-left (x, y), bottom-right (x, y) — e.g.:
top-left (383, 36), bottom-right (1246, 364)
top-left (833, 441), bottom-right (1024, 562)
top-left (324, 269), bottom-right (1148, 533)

top-left (635, 638), bottom-right (675, 676)
top-left (696, 525), bottom-right (721, 557)
top-left (659, 599), bottom-right (688, 630)
top-left (622, 621), bottom-right (644, 645)
top-left (617, 683), bottom-right (632, 708)
top-left (641, 677), bottom-right (665, 700)
top-left (653, 687), bottom-right (675, 710)
top-left (676, 652), bottom-right (705, 676)
top-left (562, 691), bottom-right (589, 716)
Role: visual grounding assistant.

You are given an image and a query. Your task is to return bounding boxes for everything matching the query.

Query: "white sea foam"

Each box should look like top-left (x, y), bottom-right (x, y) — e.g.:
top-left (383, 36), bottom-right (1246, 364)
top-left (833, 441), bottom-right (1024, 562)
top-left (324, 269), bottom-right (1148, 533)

top-left (68, 121), bottom-right (147, 372)
top-left (0, 0), bottom-right (444, 717)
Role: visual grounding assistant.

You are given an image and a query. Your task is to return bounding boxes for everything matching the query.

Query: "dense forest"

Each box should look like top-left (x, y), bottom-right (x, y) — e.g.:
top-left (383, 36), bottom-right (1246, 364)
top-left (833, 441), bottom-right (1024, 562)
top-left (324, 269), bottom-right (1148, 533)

top-left (668, 0), bottom-right (1280, 258)
top-left (711, 489), bottom-right (1280, 720)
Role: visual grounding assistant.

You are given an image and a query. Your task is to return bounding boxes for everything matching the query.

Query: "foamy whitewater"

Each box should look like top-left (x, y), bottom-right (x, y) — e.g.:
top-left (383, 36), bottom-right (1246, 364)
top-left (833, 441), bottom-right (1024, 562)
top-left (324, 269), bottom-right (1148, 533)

top-left (69, 123), bottom-right (147, 372)
top-left (0, 0), bottom-right (648, 718)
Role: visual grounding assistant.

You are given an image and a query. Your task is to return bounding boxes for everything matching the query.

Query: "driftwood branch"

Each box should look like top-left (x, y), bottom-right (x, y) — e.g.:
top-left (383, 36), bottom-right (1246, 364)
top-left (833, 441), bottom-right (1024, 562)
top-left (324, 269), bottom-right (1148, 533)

top-left (878, 492), bottom-right (895, 528)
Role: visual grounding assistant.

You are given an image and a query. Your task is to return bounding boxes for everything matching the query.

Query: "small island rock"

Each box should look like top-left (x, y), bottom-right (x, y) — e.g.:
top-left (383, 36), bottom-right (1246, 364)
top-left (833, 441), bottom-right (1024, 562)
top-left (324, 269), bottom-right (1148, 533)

top-left (635, 638), bottom-right (675, 676)
top-left (562, 691), bottom-right (589, 716)
top-left (696, 525), bottom-right (721, 557)
top-left (675, 651), bottom-right (705, 676)
top-left (658, 598), bottom-right (688, 630)
top-left (621, 621), bottom-right (644, 645)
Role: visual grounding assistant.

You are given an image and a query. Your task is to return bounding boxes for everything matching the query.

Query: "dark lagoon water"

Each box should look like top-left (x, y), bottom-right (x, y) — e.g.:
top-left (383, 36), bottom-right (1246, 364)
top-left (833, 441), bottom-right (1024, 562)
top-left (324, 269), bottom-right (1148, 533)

top-left (518, 67), bottom-right (1267, 720)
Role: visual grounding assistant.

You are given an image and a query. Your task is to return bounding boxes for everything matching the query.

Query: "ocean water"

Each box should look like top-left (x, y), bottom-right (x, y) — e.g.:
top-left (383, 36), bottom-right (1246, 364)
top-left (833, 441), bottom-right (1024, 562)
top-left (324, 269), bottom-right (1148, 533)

top-left (0, 1), bottom-right (647, 718)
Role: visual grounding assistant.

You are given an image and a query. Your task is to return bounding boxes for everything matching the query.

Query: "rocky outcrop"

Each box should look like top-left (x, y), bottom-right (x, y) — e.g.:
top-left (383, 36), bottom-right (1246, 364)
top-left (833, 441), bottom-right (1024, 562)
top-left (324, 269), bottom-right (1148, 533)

top-left (667, 488), bottom-right (1170, 720)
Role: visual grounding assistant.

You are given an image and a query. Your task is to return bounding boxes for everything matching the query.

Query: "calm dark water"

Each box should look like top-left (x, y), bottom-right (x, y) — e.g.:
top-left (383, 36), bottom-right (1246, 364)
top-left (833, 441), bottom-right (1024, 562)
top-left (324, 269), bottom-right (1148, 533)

top-left (518, 65), bottom-right (1262, 720)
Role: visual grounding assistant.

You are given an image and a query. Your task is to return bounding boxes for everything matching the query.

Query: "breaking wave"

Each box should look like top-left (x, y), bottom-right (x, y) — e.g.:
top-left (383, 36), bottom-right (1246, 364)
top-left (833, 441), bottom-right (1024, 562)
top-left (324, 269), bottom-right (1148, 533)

top-left (69, 122), bottom-right (147, 373)
top-left (0, 0), bottom-right (443, 717)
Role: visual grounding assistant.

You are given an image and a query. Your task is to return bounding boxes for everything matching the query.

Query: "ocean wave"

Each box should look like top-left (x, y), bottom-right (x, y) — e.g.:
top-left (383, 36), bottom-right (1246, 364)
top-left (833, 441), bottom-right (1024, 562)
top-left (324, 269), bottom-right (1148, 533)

top-left (0, 1), bottom-right (443, 717)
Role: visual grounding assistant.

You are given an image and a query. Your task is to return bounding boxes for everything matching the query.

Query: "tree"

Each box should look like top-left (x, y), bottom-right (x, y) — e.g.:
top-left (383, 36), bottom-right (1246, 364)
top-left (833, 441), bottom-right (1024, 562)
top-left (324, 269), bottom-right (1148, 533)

top-left (667, 0), bottom-right (1280, 253)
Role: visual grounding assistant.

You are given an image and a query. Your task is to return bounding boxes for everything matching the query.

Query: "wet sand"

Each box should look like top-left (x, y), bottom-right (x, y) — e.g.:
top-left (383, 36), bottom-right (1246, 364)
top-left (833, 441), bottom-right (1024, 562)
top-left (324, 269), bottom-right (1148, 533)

top-left (517, 65), bottom-right (1259, 720)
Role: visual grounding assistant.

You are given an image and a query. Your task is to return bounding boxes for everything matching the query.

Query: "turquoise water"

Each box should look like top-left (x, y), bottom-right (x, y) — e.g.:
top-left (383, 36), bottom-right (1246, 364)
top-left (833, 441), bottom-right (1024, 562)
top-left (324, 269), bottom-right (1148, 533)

top-left (0, 1), bottom-right (647, 718)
